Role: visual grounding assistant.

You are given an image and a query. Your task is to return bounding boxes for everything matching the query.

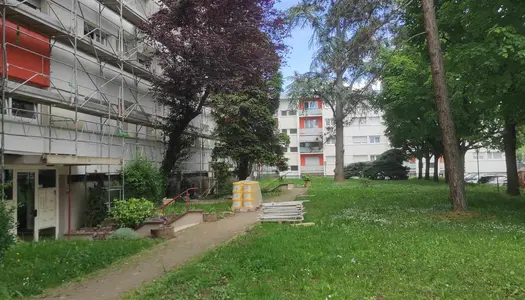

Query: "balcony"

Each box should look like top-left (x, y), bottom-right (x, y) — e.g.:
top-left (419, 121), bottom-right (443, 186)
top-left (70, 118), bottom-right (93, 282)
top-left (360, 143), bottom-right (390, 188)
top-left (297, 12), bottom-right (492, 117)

top-left (300, 142), bottom-right (323, 153)
top-left (299, 108), bottom-right (322, 116)
top-left (301, 165), bottom-right (324, 173)
top-left (299, 127), bottom-right (323, 135)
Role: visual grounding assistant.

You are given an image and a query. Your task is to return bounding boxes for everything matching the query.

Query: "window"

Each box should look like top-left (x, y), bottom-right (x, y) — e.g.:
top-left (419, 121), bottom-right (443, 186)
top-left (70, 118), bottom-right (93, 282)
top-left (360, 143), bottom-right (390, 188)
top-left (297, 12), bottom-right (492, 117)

top-left (369, 136), bottom-right (380, 144)
top-left (304, 119), bottom-right (319, 128)
top-left (325, 118), bottom-right (335, 127)
top-left (326, 137), bottom-right (335, 145)
top-left (288, 110), bottom-right (297, 116)
top-left (290, 165), bottom-right (299, 171)
top-left (2, 169), bottom-right (13, 200)
top-left (11, 99), bottom-right (37, 119)
top-left (353, 155), bottom-right (368, 162)
top-left (368, 116), bottom-right (381, 125)
top-left (289, 129), bottom-right (297, 134)
top-left (281, 129), bottom-right (287, 134)
top-left (304, 101), bottom-right (317, 109)
top-left (84, 22), bottom-right (108, 45)
top-left (137, 53), bottom-right (152, 68)
top-left (38, 170), bottom-right (56, 188)
top-left (473, 152), bottom-right (484, 160)
top-left (290, 147), bottom-right (298, 152)
top-left (351, 117), bottom-right (366, 125)
top-left (352, 136), bottom-right (367, 144)
top-left (370, 155), bottom-right (378, 161)
top-left (281, 110), bottom-right (287, 116)
top-left (487, 152), bottom-right (504, 159)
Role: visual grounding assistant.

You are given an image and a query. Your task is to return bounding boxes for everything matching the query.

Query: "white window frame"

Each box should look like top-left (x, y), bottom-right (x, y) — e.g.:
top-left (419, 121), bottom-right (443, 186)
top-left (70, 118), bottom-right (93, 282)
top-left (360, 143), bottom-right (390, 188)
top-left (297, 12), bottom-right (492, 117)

top-left (304, 101), bottom-right (317, 110)
top-left (369, 136), bottom-right (380, 144)
top-left (326, 137), bottom-right (335, 145)
top-left (6, 98), bottom-right (38, 122)
top-left (305, 119), bottom-right (319, 128)
top-left (352, 117), bottom-right (367, 126)
top-left (487, 151), bottom-right (504, 160)
top-left (370, 155), bottom-right (378, 161)
top-left (84, 22), bottom-right (108, 46)
top-left (325, 118), bottom-right (335, 127)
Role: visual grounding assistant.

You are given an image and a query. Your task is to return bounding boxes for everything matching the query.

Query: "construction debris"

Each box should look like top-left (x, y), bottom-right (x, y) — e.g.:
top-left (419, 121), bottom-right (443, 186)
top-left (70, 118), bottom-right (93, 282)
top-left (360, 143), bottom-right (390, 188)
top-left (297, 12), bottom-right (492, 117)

top-left (259, 201), bottom-right (306, 223)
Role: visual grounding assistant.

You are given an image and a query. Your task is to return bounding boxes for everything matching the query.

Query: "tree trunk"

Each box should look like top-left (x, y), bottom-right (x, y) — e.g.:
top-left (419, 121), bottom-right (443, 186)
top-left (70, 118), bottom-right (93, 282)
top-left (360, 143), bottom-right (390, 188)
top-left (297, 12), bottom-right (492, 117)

top-left (424, 154), bottom-right (431, 180)
top-left (503, 120), bottom-right (520, 196)
top-left (334, 73), bottom-right (345, 182)
top-left (433, 154), bottom-right (439, 182)
top-left (422, 0), bottom-right (467, 211)
top-left (418, 156), bottom-right (423, 179)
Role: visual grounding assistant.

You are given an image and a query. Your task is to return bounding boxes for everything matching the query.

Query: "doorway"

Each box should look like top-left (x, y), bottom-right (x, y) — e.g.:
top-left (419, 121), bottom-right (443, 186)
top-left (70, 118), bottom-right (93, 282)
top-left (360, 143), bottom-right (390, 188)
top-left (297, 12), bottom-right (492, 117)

top-left (16, 171), bottom-right (36, 240)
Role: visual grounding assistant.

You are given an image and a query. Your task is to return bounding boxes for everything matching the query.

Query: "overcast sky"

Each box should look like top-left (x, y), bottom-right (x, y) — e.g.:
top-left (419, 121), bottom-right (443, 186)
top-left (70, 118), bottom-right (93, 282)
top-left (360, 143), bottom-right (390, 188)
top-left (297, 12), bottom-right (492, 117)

top-left (274, 0), bottom-right (315, 88)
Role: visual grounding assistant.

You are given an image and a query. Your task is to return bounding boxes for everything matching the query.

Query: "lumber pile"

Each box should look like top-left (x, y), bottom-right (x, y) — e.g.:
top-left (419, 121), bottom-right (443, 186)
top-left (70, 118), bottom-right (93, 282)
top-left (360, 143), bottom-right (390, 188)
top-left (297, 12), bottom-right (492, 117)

top-left (259, 201), bottom-right (306, 222)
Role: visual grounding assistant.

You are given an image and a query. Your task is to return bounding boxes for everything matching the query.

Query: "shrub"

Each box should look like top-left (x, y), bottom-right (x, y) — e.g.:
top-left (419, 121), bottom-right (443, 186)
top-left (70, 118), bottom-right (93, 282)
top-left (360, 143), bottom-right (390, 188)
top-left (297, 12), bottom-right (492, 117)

top-left (363, 149), bottom-right (410, 180)
top-left (0, 200), bottom-right (15, 261)
top-left (344, 162), bottom-right (372, 179)
top-left (85, 180), bottom-right (108, 227)
top-left (121, 156), bottom-right (165, 205)
top-left (110, 198), bottom-right (155, 228)
top-left (211, 161), bottom-right (234, 196)
top-left (108, 228), bottom-right (142, 240)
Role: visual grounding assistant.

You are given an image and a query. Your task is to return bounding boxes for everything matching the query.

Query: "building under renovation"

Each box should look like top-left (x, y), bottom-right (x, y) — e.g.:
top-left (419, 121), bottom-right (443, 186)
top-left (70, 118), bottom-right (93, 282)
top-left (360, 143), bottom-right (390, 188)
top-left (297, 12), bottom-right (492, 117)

top-left (0, 0), bottom-right (214, 240)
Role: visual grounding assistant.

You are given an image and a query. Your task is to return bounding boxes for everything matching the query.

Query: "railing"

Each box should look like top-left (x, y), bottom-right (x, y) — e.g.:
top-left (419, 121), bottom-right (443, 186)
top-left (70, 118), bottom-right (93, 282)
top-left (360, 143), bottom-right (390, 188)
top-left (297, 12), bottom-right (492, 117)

top-left (299, 108), bottom-right (322, 116)
top-left (159, 187), bottom-right (198, 215)
top-left (262, 172), bottom-right (289, 192)
top-left (299, 128), bottom-right (323, 135)
top-left (301, 166), bottom-right (324, 173)
top-left (300, 147), bottom-right (323, 153)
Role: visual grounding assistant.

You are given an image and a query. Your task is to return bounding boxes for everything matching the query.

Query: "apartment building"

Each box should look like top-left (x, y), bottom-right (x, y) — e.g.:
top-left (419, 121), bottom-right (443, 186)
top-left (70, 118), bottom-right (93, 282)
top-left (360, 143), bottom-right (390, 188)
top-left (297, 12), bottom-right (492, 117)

top-left (277, 98), bottom-right (506, 177)
top-left (0, 0), bottom-right (214, 240)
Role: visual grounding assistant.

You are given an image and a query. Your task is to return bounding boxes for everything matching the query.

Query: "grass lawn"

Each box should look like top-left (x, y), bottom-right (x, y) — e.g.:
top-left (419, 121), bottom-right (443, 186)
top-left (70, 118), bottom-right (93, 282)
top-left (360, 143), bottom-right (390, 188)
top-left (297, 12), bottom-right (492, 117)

top-left (0, 239), bottom-right (158, 299)
top-left (127, 179), bottom-right (525, 299)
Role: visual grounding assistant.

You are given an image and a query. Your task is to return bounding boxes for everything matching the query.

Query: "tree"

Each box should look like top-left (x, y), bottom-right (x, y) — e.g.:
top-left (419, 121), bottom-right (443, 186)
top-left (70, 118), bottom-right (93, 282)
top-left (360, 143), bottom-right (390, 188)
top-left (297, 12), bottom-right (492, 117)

top-left (286, 0), bottom-right (396, 181)
top-left (421, 0), bottom-right (466, 211)
top-left (211, 73), bottom-right (289, 180)
top-left (404, 0), bottom-right (525, 195)
top-left (142, 0), bottom-right (286, 175)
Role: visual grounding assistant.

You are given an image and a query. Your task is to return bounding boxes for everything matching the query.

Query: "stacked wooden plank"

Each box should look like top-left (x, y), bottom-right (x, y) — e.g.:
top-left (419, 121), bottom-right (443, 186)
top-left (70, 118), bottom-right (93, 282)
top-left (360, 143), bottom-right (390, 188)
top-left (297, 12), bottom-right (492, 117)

top-left (259, 201), bottom-right (306, 222)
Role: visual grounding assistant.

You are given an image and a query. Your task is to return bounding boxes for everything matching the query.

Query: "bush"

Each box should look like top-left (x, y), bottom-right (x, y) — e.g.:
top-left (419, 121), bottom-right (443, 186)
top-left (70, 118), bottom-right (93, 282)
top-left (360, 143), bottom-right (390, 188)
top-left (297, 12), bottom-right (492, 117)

top-left (110, 198), bottom-right (155, 228)
top-left (364, 149), bottom-right (410, 180)
top-left (0, 200), bottom-right (15, 261)
top-left (85, 180), bottom-right (108, 227)
top-left (108, 228), bottom-right (142, 240)
top-left (122, 156), bottom-right (165, 205)
top-left (344, 162), bottom-right (372, 179)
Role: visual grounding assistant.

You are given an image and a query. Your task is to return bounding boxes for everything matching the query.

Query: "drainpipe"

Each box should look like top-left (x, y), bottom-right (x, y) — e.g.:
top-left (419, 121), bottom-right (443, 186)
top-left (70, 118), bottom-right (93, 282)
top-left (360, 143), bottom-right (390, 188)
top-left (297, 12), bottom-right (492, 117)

top-left (68, 165), bottom-right (72, 239)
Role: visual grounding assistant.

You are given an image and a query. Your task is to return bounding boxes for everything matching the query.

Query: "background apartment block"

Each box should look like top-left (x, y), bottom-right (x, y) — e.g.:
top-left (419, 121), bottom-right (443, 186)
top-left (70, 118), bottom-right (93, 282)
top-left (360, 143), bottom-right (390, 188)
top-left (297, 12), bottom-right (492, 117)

top-left (0, 0), bottom-right (214, 240)
top-left (277, 98), bottom-right (506, 178)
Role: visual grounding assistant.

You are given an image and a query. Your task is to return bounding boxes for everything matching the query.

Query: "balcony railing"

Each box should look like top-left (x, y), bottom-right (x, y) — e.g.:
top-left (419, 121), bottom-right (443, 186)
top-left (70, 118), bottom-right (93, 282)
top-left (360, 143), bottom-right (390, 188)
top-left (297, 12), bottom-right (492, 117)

top-left (299, 108), bottom-right (322, 116)
top-left (301, 165), bottom-right (324, 173)
top-left (299, 127), bottom-right (323, 135)
top-left (300, 147), bottom-right (323, 153)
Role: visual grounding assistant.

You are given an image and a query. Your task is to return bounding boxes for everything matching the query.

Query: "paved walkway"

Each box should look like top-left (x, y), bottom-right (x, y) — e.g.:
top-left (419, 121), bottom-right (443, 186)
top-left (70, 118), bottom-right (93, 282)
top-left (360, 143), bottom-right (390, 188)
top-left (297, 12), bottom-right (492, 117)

top-left (39, 188), bottom-right (305, 300)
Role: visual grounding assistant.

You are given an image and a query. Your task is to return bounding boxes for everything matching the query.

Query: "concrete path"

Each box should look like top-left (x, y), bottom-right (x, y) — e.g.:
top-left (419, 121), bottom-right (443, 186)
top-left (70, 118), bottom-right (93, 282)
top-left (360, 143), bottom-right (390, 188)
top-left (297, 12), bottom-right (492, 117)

top-left (38, 188), bottom-right (305, 300)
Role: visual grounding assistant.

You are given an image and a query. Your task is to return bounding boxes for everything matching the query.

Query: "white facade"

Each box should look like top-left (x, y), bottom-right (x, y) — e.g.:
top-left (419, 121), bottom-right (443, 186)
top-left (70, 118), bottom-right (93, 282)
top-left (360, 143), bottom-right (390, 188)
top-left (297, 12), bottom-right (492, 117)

top-left (276, 98), bottom-right (506, 177)
top-left (1, 0), bottom-right (214, 240)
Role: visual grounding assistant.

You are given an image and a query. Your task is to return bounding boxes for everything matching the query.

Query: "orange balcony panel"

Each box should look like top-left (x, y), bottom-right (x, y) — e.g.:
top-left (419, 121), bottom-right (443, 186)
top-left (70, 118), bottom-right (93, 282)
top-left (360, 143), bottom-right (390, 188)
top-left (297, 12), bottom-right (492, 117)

top-left (299, 116), bottom-right (323, 128)
top-left (300, 154), bottom-right (323, 166)
top-left (0, 20), bottom-right (50, 88)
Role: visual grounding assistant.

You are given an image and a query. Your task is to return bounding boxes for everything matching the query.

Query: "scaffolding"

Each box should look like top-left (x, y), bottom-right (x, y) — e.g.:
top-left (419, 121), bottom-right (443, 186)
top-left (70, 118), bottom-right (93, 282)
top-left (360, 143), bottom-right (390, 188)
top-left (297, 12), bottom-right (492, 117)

top-left (0, 0), bottom-right (162, 209)
top-left (0, 0), bottom-right (215, 212)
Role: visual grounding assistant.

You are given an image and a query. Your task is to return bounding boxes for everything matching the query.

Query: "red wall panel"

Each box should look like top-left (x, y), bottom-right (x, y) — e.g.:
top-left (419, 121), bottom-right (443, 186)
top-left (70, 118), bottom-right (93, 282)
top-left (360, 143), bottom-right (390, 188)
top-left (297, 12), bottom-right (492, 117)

top-left (0, 20), bottom-right (50, 88)
top-left (300, 154), bottom-right (323, 166)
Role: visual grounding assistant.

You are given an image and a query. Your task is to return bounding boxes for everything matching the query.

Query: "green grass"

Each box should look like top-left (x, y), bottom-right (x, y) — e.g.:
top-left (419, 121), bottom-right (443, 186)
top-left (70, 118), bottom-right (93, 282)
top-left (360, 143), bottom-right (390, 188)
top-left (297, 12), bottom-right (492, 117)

top-left (127, 178), bottom-right (525, 299)
top-left (0, 239), bottom-right (158, 299)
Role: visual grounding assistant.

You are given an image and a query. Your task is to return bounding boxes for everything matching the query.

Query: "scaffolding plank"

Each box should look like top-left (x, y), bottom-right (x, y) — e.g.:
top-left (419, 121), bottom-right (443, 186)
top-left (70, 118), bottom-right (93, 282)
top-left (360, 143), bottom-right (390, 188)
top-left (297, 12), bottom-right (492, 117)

top-left (44, 154), bottom-right (122, 165)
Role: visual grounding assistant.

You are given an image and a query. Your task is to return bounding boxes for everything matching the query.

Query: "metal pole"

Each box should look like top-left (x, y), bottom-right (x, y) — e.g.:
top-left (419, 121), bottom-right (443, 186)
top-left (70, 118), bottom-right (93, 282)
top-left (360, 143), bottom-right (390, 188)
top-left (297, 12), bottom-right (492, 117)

top-left (476, 149), bottom-right (480, 182)
top-left (1, 2), bottom-right (6, 192)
